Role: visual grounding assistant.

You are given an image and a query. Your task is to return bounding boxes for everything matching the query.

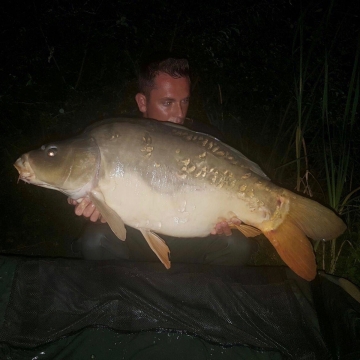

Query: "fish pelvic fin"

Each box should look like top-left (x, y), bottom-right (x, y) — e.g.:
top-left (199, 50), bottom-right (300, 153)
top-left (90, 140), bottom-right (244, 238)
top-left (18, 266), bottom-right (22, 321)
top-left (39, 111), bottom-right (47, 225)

top-left (263, 217), bottom-right (317, 281)
top-left (232, 224), bottom-right (262, 238)
top-left (283, 189), bottom-right (347, 240)
top-left (90, 190), bottom-right (126, 240)
top-left (140, 230), bottom-right (171, 269)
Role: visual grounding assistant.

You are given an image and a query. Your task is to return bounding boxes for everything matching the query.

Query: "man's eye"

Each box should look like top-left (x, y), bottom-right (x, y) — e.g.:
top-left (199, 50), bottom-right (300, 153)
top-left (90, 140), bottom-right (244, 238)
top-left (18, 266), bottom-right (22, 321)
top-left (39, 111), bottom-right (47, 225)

top-left (182, 98), bottom-right (190, 104)
top-left (163, 101), bottom-right (172, 106)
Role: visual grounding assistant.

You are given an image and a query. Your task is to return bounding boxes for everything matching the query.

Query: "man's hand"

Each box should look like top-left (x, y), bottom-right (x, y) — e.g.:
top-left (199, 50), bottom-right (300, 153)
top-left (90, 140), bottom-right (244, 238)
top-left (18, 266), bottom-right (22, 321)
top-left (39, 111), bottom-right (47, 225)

top-left (67, 197), bottom-right (106, 223)
top-left (211, 217), bottom-right (242, 236)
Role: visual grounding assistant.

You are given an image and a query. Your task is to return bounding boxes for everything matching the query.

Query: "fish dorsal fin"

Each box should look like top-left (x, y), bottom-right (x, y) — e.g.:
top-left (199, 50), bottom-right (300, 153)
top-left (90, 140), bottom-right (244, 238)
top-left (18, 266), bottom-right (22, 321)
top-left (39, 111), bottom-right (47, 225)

top-left (140, 230), bottom-right (171, 269)
top-left (263, 216), bottom-right (317, 281)
top-left (232, 224), bottom-right (262, 238)
top-left (90, 189), bottom-right (126, 241)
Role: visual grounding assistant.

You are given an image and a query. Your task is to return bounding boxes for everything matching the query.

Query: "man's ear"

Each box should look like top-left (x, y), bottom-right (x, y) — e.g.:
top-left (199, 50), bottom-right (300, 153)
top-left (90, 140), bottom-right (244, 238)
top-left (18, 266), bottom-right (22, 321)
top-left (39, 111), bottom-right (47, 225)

top-left (135, 93), bottom-right (147, 114)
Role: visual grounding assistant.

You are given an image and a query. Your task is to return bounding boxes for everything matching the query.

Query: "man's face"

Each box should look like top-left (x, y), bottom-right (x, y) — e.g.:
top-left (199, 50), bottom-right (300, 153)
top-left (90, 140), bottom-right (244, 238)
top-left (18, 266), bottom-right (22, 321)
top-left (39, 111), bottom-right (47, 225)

top-left (136, 73), bottom-right (190, 124)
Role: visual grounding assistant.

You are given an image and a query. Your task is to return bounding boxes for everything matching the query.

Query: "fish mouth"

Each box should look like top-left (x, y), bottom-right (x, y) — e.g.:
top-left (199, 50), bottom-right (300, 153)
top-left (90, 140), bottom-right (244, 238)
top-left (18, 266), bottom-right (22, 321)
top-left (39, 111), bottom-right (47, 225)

top-left (14, 155), bottom-right (36, 183)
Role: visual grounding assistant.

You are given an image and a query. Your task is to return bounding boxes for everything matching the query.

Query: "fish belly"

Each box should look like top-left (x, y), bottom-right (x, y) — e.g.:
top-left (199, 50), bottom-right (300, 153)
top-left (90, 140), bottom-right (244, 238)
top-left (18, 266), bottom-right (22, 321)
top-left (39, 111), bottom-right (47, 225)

top-left (98, 173), bottom-right (268, 238)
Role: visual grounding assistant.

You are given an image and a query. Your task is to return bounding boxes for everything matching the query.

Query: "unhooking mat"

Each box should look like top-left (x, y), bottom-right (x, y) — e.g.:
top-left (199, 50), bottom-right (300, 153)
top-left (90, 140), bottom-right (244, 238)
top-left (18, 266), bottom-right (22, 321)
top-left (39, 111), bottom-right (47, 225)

top-left (0, 256), bottom-right (359, 360)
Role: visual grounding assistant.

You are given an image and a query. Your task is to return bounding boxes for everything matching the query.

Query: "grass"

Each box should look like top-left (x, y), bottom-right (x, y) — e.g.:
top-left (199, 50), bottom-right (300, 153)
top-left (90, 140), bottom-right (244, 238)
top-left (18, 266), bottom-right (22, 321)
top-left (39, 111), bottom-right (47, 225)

top-left (321, 36), bottom-right (360, 276)
top-left (278, 5), bottom-right (360, 283)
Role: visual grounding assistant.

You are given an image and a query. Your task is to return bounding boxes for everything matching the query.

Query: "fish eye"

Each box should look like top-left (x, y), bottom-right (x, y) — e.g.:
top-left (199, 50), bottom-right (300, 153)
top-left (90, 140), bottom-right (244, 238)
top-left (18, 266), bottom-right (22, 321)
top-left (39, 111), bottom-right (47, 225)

top-left (47, 146), bottom-right (58, 157)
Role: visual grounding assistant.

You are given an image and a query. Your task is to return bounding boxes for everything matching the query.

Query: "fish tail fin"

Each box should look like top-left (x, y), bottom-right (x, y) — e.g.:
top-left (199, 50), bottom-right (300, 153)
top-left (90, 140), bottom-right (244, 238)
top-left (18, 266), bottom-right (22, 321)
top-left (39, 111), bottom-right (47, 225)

top-left (283, 189), bottom-right (347, 241)
top-left (263, 191), bottom-right (346, 281)
top-left (263, 216), bottom-right (317, 281)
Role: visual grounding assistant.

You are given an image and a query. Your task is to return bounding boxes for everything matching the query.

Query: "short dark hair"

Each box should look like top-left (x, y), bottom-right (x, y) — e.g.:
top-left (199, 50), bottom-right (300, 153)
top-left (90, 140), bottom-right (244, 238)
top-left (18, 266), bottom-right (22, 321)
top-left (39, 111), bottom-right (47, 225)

top-left (138, 55), bottom-right (190, 97)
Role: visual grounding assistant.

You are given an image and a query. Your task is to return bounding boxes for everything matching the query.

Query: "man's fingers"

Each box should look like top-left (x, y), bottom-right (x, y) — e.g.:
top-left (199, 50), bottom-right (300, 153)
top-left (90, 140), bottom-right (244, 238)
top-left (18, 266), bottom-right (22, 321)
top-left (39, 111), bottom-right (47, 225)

top-left (74, 198), bottom-right (91, 216)
top-left (69, 197), bottom-right (84, 205)
top-left (82, 202), bottom-right (96, 218)
top-left (71, 198), bottom-right (106, 223)
top-left (67, 197), bottom-right (78, 206)
top-left (221, 224), bottom-right (232, 236)
top-left (89, 209), bottom-right (101, 222)
top-left (212, 220), bottom-right (235, 236)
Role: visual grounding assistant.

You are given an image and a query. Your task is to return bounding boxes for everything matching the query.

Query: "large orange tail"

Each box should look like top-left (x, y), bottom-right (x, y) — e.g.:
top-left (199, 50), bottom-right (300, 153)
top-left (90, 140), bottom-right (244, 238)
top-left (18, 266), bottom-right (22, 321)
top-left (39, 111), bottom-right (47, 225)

top-left (263, 191), bottom-right (346, 281)
top-left (264, 217), bottom-right (317, 281)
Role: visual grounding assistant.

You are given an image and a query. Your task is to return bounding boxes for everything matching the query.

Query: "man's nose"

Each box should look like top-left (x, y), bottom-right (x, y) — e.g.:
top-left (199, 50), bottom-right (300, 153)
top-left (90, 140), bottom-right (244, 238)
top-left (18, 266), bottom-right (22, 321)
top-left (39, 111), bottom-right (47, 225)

top-left (173, 102), bottom-right (184, 118)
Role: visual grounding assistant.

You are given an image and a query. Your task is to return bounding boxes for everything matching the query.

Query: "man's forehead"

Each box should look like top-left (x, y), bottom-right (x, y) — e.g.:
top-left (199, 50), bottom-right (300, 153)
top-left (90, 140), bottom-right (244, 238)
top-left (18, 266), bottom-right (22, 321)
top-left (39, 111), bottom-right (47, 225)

top-left (153, 73), bottom-right (190, 87)
top-left (146, 73), bottom-right (190, 103)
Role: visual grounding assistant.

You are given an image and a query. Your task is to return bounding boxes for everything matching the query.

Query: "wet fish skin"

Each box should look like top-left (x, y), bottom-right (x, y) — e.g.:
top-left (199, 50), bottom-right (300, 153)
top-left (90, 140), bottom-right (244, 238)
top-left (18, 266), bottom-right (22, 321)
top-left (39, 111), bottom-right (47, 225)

top-left (14, 118), bottom-right (347, 280)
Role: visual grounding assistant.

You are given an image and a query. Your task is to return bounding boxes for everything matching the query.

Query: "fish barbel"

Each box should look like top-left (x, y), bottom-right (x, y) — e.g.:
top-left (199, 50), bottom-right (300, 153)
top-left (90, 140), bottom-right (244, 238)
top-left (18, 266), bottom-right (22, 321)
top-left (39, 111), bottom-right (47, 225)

top-left (14, 118), bottom-right (346, 280)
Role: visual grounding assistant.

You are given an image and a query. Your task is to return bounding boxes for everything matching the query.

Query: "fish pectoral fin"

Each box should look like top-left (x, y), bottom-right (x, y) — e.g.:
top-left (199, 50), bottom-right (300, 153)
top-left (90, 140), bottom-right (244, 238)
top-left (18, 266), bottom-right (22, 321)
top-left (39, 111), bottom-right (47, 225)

top-left (89, 190), bottom-right (126, 241)
top-left (232, 224), bottom-right (262, 238)
top-left (263, 217), bottom-right (317, 281)
top-left (140, 230), bottom-right (171, 269)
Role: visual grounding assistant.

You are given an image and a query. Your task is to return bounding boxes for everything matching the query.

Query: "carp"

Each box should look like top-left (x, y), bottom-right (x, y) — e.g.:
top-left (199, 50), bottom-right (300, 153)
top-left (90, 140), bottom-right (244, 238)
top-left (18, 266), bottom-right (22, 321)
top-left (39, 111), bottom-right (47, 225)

top-left (14, 118), bottom-right (346, 280)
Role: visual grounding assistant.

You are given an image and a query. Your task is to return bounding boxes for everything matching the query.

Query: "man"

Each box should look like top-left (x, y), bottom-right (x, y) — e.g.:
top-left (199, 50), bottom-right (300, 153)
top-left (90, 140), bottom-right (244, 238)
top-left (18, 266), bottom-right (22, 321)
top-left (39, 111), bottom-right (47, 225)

top-left (70, 56), bottom-right (256, 265)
